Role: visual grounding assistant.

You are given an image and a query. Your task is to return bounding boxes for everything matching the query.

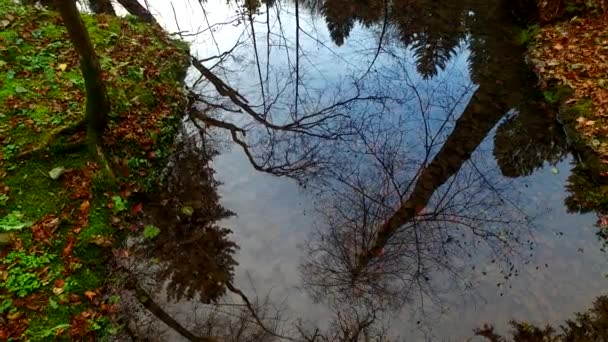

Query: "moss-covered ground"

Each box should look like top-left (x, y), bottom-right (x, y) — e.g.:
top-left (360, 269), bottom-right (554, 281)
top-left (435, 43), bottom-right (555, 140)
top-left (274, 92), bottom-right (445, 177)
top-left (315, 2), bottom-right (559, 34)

top-left (0, 0), bottom-right (188, 339)
top-left (527, 9), bottom-right (608, 213)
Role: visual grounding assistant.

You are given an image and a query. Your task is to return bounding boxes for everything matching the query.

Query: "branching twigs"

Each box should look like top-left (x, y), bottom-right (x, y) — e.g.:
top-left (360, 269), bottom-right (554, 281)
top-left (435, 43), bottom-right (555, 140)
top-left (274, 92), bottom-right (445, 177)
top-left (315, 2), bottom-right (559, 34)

top-left (225, 281), bottom-right (297, 342)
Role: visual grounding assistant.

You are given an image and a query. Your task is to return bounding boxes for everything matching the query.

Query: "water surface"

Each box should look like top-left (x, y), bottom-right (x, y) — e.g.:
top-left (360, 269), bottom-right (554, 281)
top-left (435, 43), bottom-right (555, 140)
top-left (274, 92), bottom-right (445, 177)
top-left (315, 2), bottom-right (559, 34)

top-left (128, 0), bottom-right (608, 339)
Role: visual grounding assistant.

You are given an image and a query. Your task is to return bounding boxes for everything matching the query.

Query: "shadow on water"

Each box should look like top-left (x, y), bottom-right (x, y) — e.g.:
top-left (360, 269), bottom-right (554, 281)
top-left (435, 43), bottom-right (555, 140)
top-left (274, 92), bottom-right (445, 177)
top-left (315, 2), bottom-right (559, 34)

top-left (122, 0), bottom-right (608, 339)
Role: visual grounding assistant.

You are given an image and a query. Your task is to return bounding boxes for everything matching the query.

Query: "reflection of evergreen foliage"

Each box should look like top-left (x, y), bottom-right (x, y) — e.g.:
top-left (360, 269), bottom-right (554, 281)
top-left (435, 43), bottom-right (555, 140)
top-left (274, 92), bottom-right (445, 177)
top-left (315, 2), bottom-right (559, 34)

top-left (392, 0), bottom-right (466, 78)
top-left (476, 295), bottom-right (608, 341)
top-left (321, 0), bottom-right (383, 46)
top-left (312, 0), bottom-right (530, 79)
top-left (565, 163), bottom-right (608, 214)
top-left (324, 12), bottom-right (355, 46)
top-left (411, 34), bottom-right (461, 78)
top-left (147, 138), bottom-right (238, 303)
top-left (494, 106), bottom-right (568, 178)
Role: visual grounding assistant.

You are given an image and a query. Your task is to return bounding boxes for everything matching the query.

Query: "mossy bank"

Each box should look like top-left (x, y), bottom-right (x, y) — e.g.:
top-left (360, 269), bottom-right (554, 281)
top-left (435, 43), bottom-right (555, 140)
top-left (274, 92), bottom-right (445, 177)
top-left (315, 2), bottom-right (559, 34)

top-left (0, 0), bottom-right (189, 339)
top-left (526, 3), bottom-right (608, 213)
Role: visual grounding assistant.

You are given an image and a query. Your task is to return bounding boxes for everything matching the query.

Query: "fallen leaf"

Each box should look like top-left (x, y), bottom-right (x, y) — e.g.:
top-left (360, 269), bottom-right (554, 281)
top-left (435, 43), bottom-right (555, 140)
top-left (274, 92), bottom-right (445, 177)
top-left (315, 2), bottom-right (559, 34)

top-left (62, 236), bottom-right (76, 258)
top-left (48, 167), bottom-right (66, 180)
top-left (58, 63), bottom-right (67, 71)
top-left (79, 200), bottom-right (90, 213)
top-left (89, 234), bottom-right (113, 247)
top-left (180, 206), bottom-right (193, 216)
top-left (84, 291), bottom-right (97, 301)
top-left (131, 202), bottom-right (143, 215)
top-left (69, 293), bottom-right (81, 303)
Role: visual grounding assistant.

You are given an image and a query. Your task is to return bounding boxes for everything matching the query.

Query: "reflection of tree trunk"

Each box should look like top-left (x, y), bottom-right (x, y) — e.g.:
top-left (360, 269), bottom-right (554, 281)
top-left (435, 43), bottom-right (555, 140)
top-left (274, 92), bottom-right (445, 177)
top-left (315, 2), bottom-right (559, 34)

top-left (354, 86), bottom-right (507, 276)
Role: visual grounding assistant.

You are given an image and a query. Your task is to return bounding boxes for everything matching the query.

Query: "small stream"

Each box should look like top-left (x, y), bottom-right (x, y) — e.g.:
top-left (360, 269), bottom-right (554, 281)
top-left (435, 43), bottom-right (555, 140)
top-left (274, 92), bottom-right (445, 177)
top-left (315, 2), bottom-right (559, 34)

top-left (125, 0), bottom-right (608, 340)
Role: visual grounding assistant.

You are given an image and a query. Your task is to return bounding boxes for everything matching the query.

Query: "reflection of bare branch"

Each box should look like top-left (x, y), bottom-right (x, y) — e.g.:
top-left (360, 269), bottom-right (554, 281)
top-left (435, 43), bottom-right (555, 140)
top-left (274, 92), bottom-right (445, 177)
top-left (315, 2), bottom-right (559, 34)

top-left (225, 282), bottom-right (297, 342)
top-left (131, 277), bottom-right (219, 342)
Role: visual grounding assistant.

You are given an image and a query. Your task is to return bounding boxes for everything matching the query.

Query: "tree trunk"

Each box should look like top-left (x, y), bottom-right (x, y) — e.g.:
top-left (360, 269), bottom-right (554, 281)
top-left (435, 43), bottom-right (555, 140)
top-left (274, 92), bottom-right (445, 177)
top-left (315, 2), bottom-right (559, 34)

top-left (353, 86), bottom-right (508, 277)
top-left (54, 0), bottom-right (109, 145)
top-left (89, 0), bottom-right (116, 15)
top-left (116, 0), bottom-right (157, 24)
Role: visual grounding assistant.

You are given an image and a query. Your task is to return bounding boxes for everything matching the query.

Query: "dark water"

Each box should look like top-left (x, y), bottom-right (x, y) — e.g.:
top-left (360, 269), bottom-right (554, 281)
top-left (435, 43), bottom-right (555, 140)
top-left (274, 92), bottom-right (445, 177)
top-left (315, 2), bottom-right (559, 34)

top-left (128, 0), bottom-right (608, 340)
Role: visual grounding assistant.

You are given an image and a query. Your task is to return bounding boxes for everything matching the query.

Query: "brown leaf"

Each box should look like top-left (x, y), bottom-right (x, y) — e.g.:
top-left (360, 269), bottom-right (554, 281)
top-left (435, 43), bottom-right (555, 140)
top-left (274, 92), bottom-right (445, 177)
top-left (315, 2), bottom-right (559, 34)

top-left (79, 200), bottom-right (90, 213)
top-left (84, 291), bottom-right (97, 301)
top-left (89, 234), bottom-right (113, 247)
top-left (69, 293), bottom-right (81, 303)
top-left (131, 202), bottom-right (143, 215)
top-left (62, 236), bottom-right (76, 258)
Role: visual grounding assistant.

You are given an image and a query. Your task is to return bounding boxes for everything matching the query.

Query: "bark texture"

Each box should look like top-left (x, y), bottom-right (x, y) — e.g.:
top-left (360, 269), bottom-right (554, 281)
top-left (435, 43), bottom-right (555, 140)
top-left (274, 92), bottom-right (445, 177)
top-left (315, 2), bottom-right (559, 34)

top-left (54, 0), bottom-right (110, 144)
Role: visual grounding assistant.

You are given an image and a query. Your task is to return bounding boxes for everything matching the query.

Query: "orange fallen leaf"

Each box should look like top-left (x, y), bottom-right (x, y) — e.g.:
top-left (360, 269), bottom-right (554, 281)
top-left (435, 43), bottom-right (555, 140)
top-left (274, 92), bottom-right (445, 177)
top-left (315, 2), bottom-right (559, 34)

top-left (79, 200), bottom-right (90, 212)
top-left (84, 291), bottom-right (97, 301)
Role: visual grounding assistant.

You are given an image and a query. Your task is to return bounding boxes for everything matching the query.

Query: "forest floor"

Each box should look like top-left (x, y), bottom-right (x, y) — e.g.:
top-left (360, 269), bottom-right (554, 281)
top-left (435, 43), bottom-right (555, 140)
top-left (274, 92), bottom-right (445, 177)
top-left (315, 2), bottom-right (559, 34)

top-left (0, 0), bottom-right (188, 339)
top-left (528, 10), bottom-right (608, 213)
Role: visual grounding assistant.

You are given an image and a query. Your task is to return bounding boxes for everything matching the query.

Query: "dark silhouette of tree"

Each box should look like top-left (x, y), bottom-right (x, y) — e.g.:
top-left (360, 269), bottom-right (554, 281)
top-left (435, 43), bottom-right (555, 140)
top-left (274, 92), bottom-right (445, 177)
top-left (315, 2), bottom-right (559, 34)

top-left (116, 0), bottom-right (157, 23)
top-left (143, 136), bottom-right (238, 304)
top-left (476, 295), bottom-right (608, 341)
top-left (493, 104), bottom-right (568, 178)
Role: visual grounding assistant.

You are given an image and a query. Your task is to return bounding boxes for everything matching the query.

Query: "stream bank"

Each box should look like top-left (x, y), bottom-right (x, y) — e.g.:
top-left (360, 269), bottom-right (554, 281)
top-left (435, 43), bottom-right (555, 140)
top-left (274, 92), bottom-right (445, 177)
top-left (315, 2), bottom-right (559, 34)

top-left (527, 1), bottom-right (608, 214)
top-left (0, 1), bottom-right (189, 339)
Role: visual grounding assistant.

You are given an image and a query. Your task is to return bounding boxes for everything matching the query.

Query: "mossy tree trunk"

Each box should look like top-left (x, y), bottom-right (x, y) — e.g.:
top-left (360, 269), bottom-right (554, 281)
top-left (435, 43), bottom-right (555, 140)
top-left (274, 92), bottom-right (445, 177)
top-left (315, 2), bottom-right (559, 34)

top-left (54, 0), bottom-right (110, 145)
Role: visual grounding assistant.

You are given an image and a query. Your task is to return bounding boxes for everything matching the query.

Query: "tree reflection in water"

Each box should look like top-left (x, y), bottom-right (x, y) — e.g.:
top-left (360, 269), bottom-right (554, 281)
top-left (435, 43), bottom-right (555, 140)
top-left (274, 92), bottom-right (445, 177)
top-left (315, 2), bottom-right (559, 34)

top-left (118, 0), bottom-right (606, 339)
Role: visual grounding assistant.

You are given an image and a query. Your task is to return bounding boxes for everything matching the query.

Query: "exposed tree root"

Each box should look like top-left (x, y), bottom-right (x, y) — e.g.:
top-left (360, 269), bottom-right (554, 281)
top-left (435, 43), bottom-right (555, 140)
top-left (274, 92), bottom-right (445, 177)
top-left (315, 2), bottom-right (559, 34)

top-left (16, 119), bottom-right (86, 159)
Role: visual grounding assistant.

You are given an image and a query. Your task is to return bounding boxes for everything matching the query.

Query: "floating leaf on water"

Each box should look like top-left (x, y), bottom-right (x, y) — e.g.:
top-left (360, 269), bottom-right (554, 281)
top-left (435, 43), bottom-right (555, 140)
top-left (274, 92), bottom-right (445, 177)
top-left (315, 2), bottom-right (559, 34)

top-left (551, 166), bottom-right (559, 174)
top-left (48, 166), bottom-right (66, 180)
top-left (180, 206), bottom-right (194, 216)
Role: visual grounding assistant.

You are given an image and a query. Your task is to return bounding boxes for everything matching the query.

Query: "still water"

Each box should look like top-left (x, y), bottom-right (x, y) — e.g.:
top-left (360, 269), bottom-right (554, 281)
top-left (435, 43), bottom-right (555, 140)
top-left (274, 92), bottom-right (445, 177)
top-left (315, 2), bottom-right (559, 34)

top-left (128, 0), bottom-right (608, 339)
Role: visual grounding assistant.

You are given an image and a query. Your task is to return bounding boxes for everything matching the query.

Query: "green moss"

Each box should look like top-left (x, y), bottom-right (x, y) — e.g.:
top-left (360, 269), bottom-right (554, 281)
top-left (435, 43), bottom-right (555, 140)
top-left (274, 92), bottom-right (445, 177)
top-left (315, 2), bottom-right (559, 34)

top-left (0, 0), bottom-right (189, 339)
top-left (2, 152), bottom-right (90, 221)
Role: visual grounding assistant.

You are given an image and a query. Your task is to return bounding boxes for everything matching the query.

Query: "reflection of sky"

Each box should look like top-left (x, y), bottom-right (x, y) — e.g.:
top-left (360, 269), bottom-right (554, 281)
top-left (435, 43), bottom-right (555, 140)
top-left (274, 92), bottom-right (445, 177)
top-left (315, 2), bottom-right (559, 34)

top-left (127, 0), bottom-right (608, 339)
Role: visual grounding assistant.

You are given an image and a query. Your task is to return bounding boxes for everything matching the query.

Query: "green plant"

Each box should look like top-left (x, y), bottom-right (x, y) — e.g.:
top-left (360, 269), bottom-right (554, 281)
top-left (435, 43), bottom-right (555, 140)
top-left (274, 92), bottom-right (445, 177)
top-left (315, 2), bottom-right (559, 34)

top-left (25, 324), bottom-right (70, 339)
top-left (0, 193), bottom-right (9, 206)
top-left (2, 251), bottom-right (55, 297)
top-left (143, 225), bottom-right (160, 240)
top-left (2, 143), bottom-right (19, 160)
top-left (127, 157), bottom-right (149, 169)
top-left (517, 25), bottom-right (540, 46)
top-left (0, 211), bottom-right (32, 231)
top-left (0, 299), bottom-right (13, 314)
top-left (543, 86), bottom-right (571, 104)
top-left (112, 196), bottom-right (127, 213)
